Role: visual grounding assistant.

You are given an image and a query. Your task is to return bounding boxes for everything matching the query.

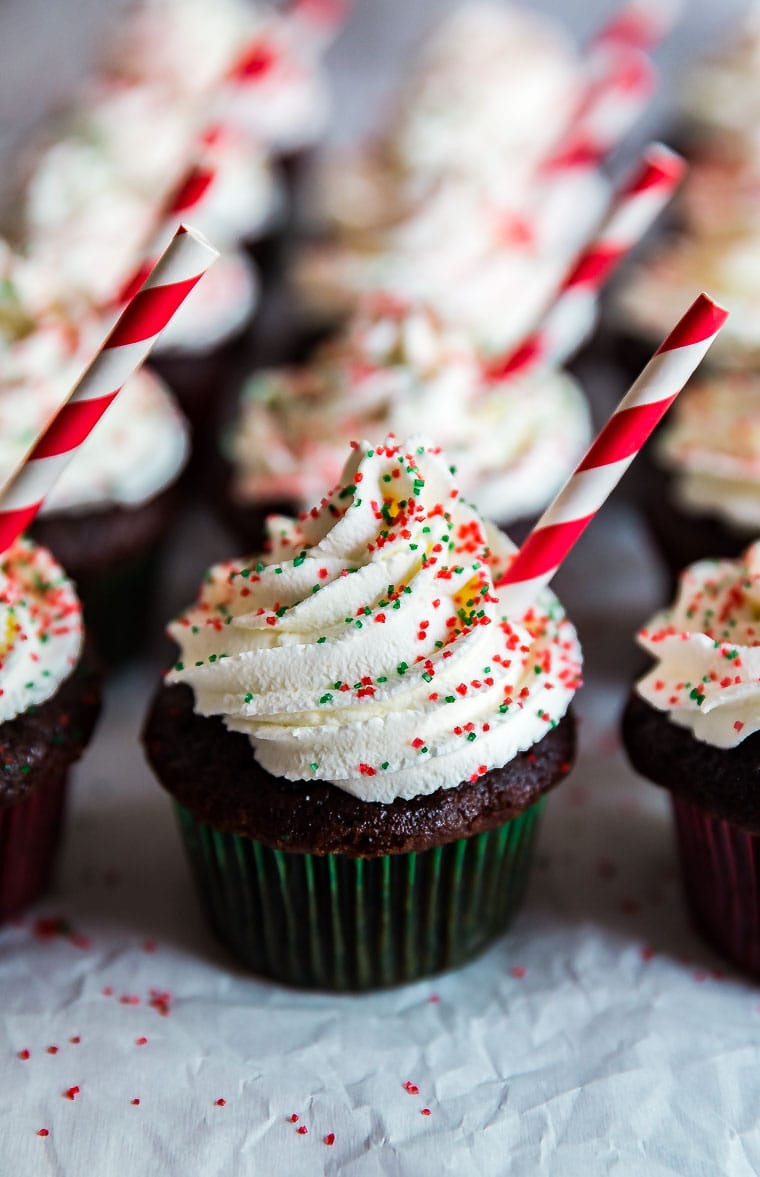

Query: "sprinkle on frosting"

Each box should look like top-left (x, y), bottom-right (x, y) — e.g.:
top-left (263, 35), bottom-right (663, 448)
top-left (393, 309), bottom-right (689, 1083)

top-left (0, 538), bottom-right (83, 723)
top-left (168, 436), bottom-right (581, 803)
top-left (636, 540), bottom-right (760, 748)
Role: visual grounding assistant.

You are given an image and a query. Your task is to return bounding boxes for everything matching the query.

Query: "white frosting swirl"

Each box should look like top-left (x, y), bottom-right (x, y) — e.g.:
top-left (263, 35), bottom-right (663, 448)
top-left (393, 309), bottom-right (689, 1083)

top-left (636, 541), bottom-right (760, 748)
top-left (0, 539), bottom-right (83, 723)
top-left (227, 299), bottom-right (591, 524)
top-left (168, 437), bottom-right (582, 803)
top-left (391, 2), bottom-right (581, 188)
top-left (657, 373), bottom-right (760, 531)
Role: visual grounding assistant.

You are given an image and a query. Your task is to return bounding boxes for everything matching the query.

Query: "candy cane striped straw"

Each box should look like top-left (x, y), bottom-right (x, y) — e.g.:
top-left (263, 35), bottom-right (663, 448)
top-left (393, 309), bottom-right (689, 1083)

top-left (116, 147), bottom-right (219, 304)
top-left (488, 143), bottom-right (685, 380)
top-left (495, 293), bottom-right (728, 613)
top-left (0, 225), bottom-right (218, 554)
top-left (592, 0), bottom-right (682, 53)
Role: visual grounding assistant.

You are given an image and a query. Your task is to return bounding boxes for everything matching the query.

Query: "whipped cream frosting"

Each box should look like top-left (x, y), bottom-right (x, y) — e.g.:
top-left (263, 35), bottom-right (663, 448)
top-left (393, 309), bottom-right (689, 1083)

top-left (390, 2), bottom-right (581, 188)
top-left (0, 538), bottom-right (83, 724)
top-left (682, 8), bottom-right (760, 140)
top-left (298, 171), bottom-right (608, 352)
top-left (227, 298), bottom-right (591, 523)
top-left (168, 437), bottom-right (582, 803)
top-left (153, 250), bottom-right (258, 354)
top-left (636, 541), bottom-right (760, 748)
top-left (657, 373), bottom-right (760, 531)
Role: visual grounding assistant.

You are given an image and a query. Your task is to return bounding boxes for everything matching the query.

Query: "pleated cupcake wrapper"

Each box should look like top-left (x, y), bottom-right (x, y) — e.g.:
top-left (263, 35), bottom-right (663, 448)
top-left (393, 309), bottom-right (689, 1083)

top-left (175, 799), bottom-right (545, 991)
top-left (672, 795), bottom-right (760, 977)
top-left (0, 772), bottom-right (69, 922)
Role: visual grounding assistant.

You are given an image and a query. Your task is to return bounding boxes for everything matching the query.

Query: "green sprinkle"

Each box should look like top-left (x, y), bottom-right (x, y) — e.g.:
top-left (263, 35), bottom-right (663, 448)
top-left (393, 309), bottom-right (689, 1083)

top-left (466, 732), bottom-right (477, 741)
top-left (174, 662), bottom-right (184, 671)
top-left (319, 693), bottom-right (333, 705)
top-left (244, 692), bottom-right (254, 704)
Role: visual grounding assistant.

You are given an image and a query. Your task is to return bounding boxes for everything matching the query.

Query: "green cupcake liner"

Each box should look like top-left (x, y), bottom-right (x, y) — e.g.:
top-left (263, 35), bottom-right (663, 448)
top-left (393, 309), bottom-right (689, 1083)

top-left (174, 798), bottom-right (545, 991)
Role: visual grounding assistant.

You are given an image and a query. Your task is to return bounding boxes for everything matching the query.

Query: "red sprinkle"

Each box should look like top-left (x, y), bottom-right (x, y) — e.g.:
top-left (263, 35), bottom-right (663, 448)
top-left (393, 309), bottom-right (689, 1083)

top-left (289, 1114), bottom-right (299, 1123)
top-left (324, 1133), bottom-right (335, 1146)
top-left (297, 1125), bottom-right (308, 1135)
top-left (47, 1046), bottom-right (58, 1055)
top-left (18, 1049), bottom-right (30, 1060)
top-left (131, 1099), bottom-right (141, 1106)
top-left (69, 1036), bottom-right (81, 1045)
top-left (511, 965), bottom-right (526, 979)
top-left (135, 1037), bottom-right (148, 1047)
top-left (403, 1081), bottom-right (419, 1095)
top-left (64, 1086), bottom-right (80, 1101)
top-left (215, 1098), bottom-right (226, 1107)
top-left (37, 1129), bottom-right (49, 1138)
top-left (421, 1108), bottom-right (432, 1116)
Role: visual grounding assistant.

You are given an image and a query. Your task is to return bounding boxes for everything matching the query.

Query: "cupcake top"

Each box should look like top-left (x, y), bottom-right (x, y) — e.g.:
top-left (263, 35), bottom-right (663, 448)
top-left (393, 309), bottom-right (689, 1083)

top-left (390, 2), bottom-right (581, 190)
top-left (168, 436), bottom-right (582, 803)
top-left (657, 372), bottom-right (760, 530)
top-left (0, 538), bottom-right (83, 723)
top-left (681, 7), bottom-right (760, 142)
top-left (226, 297), bottom-right (590, 524)
top-left (297, 171), bottom-right (607, 353)
top-left (615, 151), bottom-right (760, 365)
top-left (636, 540), bottom-right (760, 749)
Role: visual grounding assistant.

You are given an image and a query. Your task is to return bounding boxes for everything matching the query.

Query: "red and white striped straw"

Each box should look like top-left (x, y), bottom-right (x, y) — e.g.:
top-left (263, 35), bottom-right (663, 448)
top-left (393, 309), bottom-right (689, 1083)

top-left (116, 142), bottom-right (220, 305)
top-left (0, 225), bottom-right (218, 555)
top-left (490, 143), bottom-right (685, 380)
top-left (496, 293), bottom-right (729, 613)
top-left (544, 46), bottom-right (655, 171)
top-left (592, 0), bottom-right (682, 53)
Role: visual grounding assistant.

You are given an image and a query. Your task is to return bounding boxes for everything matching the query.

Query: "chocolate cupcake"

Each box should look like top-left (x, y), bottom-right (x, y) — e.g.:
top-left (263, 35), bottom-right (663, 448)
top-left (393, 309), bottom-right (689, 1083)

top-left (640, 371), bottom-right (760, 583)
top-left (622, 541), bottom-right (760, 977)
top-left (144, 436), bottom-right (581, 989)
top-left (217, 295), bottom-right (591, 552)
top-left (0, 539), bottom-right (101, 920)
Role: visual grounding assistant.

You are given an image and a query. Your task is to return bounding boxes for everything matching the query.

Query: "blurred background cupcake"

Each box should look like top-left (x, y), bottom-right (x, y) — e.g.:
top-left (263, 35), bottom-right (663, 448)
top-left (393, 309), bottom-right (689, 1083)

top-left (216, 294), bottom-right (591, 551)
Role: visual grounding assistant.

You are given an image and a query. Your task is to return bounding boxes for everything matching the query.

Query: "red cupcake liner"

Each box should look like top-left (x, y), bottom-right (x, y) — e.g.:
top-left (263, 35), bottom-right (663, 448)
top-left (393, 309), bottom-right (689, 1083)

top-left (0, 772), bottom-right (69, 922)
top-left (672, 795), bottom-right (760, 977)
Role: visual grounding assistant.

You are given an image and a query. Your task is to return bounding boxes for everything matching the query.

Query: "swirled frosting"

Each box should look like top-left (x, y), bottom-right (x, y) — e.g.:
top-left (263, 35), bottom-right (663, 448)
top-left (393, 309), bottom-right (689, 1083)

top-left (168, 437), bottom-right (582, 803)
top-left (298, 171), bottom-right (608, 352)
top-left (657, 373), bottom-right (760, 531)
top-left (681, 8), bottom-right (760, 141)
top-left (616, 149), bottom-right (760, 364)
top-left (226, 297), bottom-right (591, 523)
top-left (0, 538), bottom-right (83, 724)
top-left (636, 541), bottom-right (760, 748)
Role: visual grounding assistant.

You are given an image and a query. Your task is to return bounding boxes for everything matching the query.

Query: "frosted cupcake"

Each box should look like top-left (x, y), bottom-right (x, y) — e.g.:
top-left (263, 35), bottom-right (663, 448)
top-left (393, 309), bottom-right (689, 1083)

top-left (219, 296), bottom-right (591, 549)
top-left (678, 6), bottom-right (760, 153)
top-left (0, 539), bottom-right (101, 920)
top-left (623, 541), bottom-right (760, 977)
top-left (641, 372), bottom-right (760, 577)
top-left (144, 436), bottom-right (581, 989)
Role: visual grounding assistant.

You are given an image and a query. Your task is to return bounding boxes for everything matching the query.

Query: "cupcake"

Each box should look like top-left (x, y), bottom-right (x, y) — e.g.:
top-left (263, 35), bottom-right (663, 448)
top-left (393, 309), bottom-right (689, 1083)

top-left (144, 436), bottom-right (581, 990)
top-left (640, 371), bottom-right (760, 579)
top-left (622, 541), bottom-right (760, 977)
top-left (218, 296), bottom-right (591, 550)
top-left (0, 258), bottom-right (190, 664)
top-left (0, 538), bottom-right (101, 920)
top-left (677, 6), bottom-right (760, 155)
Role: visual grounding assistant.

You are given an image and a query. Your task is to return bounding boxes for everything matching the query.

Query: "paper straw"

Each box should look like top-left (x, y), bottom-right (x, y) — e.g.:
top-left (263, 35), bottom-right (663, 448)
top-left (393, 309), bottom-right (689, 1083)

top-left (495, 293), bottom-right (729, 613)
top-left (592, 0), bottom-right (682, 53)
top-left (115, 145), bottom-right (220, 305)
top-left (488, 143), bottom-right (685, 380)
top-left (0, 225), bottom-right (218, 554)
